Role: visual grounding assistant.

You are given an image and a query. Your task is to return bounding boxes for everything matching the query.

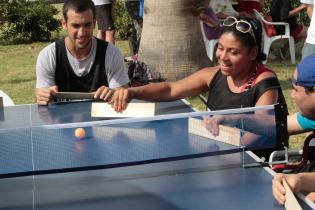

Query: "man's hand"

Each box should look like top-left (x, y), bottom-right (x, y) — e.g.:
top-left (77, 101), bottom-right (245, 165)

top-left (35, 86), bottom-right (58, 105)
top-left (94, 86), bottom-right (115, 102)
top-left (272, 173), bottom-right (302, 205)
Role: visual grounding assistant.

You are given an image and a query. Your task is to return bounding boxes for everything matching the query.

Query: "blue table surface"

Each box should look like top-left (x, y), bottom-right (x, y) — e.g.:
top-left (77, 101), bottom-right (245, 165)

top-left (0, 100), bottom-right (240, 175)
top-left (1, 152), bottom-right (312, 210)
top-left (0, 101), bottom-right (313, 210)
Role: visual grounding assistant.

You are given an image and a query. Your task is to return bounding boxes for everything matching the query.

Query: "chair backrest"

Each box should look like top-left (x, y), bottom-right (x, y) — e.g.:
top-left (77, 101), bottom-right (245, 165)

top-left (253, 9), bottom-right (266, 24)
top-left (199, 21), bottom-right (208, 43)
top-left (253, 9), bottom-right (291, 37)
top-left (199, 21), bottom-right (219, 61)
top-left (0, 90), bottom-right (15, 106)
top-left (253, 9), bottom-right (295, 64)
top-left (253, 9), bottom-right (268, 40)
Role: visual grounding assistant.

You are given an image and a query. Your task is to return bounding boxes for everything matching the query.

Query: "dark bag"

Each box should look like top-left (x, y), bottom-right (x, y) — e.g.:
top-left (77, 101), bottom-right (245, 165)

top-left (127, 55), bottom-right (153, 87)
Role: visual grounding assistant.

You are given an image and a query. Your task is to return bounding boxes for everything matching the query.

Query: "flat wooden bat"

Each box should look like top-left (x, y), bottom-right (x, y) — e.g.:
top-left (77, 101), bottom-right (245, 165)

top-left (54, 92), bottom-right (95, 100)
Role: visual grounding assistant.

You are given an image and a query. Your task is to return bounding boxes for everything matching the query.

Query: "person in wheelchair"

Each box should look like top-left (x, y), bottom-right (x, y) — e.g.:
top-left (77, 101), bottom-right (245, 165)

top-left (273, 53), bottom-right (315, 205)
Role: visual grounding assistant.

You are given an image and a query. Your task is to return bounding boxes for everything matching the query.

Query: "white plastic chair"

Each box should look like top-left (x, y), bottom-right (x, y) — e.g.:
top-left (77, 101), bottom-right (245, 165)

top-left (0, 90), bottom-right (15, 107)
top-left (200, 21), bottom-right (218, 62)
top-left (253, 9), bottom-right (295, 64)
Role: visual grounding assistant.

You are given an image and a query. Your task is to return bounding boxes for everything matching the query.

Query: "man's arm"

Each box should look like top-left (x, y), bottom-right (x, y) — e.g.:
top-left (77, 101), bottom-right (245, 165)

top-left (203, 114), bottom-right (276, 136)
top-left (35, 43), bottom-right (57, 105)
top-left (287, 113), bottom-right (306, 135)
top-left (199, 12), bottom-right (220, 29)
top-left (35, 86), bottom-right (58, 105)
top-left (104, 43), bottom-right (130, 89)
top-left (305, 4), bottom-right (313, 18)
top-left (288, 4), bottom-right (307, 18)
top-left (95, 43), bottom-right (130, 101)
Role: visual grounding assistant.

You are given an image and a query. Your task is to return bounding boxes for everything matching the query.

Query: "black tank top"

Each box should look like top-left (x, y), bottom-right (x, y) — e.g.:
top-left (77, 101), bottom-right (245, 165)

top-left (206, 70), bottom-right (286, 110)
top-left (55, 38), bottom-right (108, 92)
top-left (206, 70), bottom-right (289, 157)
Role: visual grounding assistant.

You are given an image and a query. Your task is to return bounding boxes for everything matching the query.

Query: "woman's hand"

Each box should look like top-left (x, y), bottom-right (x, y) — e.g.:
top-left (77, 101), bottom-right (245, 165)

top-left (203, 115), bottom-right (227, 136)
top-left (110, 88), bottom-right (134, 112)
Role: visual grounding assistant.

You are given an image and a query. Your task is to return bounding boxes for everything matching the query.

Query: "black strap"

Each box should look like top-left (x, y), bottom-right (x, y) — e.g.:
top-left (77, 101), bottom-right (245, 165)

top-left (55, 38), bottom-right (109, 92)
top-left (255, 77), bottom-right (288, 114)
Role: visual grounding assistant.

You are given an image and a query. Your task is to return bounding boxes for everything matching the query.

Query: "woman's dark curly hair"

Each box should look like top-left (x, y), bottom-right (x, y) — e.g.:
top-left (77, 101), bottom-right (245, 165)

top-left (219, 16), bottom-right (266, 62)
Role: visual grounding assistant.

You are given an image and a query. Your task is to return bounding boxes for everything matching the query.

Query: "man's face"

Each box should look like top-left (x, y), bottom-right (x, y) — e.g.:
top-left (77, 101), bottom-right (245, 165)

top-left (291, 69), bottom-right (315, 120)
top-left (62, 9), bottom-right (96, 51)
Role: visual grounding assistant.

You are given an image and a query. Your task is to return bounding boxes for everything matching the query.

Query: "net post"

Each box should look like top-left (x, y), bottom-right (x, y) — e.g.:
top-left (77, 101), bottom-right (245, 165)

top-left (241, 146), bottom-right (245, 167)
top-left (0, 97), bottom-right (3, 121)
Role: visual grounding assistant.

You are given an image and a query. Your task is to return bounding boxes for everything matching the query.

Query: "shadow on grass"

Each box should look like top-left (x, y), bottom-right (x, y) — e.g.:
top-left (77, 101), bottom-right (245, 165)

top-left (0, 29), bottom-right (65, 46)
top-left (0, 78), bottom-right (35, 85)
top-left (0, 38), bottom-right (33, 46)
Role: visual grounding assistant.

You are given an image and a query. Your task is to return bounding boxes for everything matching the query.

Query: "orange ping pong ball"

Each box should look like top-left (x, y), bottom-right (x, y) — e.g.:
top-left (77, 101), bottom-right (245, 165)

top-left (74, 128), bottom-right (86, 139)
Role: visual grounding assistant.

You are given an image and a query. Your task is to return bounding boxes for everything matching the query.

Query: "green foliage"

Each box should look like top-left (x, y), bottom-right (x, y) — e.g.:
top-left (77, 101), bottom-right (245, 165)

top-left (0, 0), bottom-right (60, 42)
top-left (114, 0), bottom-right (134, 40)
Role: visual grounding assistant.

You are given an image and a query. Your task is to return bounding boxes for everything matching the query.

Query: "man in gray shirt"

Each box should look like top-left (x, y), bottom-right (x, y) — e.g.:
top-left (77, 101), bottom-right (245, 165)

top-left (35, 0), bottom-right (129, 105)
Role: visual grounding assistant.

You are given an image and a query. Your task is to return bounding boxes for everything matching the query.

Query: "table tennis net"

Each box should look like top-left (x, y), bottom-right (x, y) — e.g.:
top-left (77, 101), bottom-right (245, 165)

top-left (0, 104), bottom-right (286, 178)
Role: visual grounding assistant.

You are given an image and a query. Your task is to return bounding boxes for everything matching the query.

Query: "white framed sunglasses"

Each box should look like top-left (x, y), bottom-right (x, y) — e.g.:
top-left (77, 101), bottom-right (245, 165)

top-left (222, 16), bottom-right (257, 44)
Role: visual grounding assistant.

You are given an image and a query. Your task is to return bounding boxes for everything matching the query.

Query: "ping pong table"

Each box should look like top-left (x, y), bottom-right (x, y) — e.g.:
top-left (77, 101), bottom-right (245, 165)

top-left (0, 100), bottom-right (314, 210)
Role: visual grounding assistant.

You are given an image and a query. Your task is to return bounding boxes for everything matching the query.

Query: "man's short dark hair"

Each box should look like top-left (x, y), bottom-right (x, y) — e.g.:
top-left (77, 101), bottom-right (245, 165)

top-left (63, 0), bottom-right (96, 21)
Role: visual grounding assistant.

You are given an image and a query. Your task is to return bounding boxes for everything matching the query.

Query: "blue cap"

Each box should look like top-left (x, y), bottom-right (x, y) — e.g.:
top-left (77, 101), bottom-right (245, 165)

top-left (297, 54), bottom-right (315, 87)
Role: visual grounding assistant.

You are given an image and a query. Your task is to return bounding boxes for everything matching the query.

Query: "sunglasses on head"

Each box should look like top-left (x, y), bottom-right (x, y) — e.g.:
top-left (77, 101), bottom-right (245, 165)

top-left (222, 16), bottom-right (257, 44)
top-left (291, 75), bottom-right (314, 92)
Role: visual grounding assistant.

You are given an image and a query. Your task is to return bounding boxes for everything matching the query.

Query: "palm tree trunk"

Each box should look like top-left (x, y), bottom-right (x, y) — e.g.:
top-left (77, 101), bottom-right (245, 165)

top-left (138, 0), bottom-right (212, 81)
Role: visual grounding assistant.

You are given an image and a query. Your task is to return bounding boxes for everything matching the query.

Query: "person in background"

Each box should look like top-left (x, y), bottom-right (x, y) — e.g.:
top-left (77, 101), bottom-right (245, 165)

top-left (210, 0), bottom-right (240, 19)
top-left (301, 0), bottom-right (313, 19)
top-left (235, 0), bottom-right (264, 14)
top-left (92, 0), bottom-right (116, 44)
top-left (125, 0), bottom-right (142, 55)
top-left (272, 54), bottom-right (315, 205)
top-left (301, 0), bottom-right (315, 59)
top-left (35, 0), bottom-right (129, 105)
top-left (269, 0), bottom-right (308, 59)
top-left (139, 0), bottom-right (143, 18)
top-left (270, 0), bottom-right (308, 42)
top-left (199, 4), bottom-right (221, 40)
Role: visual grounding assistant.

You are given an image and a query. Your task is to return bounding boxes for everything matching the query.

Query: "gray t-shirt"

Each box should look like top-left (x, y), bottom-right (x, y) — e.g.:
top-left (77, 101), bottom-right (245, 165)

top-left (36, 37), bottom-right (129, 89)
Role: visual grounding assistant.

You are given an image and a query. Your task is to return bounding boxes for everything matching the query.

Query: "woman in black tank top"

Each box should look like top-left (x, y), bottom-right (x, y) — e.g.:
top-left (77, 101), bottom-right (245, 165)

top-left (111, 16), bottom-right (288, 159)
